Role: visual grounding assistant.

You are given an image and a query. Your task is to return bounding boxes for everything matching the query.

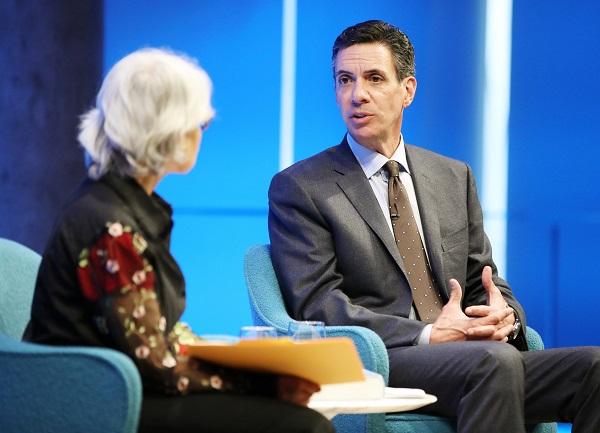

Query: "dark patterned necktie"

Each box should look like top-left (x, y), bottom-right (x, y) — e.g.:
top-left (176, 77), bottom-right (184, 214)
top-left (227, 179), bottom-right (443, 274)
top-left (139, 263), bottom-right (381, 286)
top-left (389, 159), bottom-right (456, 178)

top-left (385, 160), bottom-right (443, 323)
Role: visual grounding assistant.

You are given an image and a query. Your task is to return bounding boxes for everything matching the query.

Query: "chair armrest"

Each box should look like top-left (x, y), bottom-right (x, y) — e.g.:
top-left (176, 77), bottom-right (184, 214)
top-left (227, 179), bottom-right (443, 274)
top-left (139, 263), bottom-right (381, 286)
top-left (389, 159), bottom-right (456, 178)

top-left (325, 325), bottom-right (390, 384)
top-left (0, 334), bottom-right (142, 433)
top-left (524, 326), bottom-right (545, 351)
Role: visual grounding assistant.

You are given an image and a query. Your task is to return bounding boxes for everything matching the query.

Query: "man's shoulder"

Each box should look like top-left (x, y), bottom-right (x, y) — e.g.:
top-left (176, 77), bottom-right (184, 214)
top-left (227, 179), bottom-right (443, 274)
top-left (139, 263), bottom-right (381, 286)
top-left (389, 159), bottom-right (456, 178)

top-left (405, 143), bottom-right (469, 172)
top-left (406, 143), bottom-right (464, 164)
top-left (275, 142), bottom-right (347, 179)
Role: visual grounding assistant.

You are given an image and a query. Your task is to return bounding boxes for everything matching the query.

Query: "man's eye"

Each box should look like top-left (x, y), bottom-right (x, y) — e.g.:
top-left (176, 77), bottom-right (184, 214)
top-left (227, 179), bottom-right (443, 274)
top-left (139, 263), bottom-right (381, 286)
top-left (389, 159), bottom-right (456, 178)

top-left (337, 76), bottom-right (350, 85)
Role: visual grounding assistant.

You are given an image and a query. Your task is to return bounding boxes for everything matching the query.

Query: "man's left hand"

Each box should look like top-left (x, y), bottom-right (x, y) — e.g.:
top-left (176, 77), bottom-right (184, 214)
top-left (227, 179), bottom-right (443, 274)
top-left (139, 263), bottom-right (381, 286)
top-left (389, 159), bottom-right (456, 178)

top-left (464, 266), bottom-right (515, 341)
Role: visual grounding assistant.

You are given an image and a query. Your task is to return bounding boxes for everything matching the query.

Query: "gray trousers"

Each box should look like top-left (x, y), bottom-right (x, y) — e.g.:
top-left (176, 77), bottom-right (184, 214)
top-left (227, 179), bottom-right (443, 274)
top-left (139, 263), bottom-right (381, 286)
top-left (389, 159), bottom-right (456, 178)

top-left (388, 342), bottom-right (600, 433)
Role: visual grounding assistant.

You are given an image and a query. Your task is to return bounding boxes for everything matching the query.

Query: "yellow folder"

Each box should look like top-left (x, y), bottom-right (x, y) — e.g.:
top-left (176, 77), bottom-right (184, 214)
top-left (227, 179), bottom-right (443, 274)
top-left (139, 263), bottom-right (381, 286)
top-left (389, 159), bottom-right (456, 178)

top-left (184, 337), bottom-right (365, 385)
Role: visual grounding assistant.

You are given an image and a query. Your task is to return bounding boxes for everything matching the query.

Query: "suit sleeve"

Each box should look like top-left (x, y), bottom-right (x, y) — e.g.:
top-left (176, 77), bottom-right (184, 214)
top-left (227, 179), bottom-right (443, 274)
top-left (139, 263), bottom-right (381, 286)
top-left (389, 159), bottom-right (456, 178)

top-left (461, 165), bottom-right (528, 350)
top-left (268, 170), bottom-right (428, 348)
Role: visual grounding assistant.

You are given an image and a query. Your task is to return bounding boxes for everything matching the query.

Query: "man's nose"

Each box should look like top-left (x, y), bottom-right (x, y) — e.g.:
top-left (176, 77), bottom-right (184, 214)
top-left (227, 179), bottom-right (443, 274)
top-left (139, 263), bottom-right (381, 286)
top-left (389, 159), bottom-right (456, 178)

top-left (351, 81), bottom-right (369, 104)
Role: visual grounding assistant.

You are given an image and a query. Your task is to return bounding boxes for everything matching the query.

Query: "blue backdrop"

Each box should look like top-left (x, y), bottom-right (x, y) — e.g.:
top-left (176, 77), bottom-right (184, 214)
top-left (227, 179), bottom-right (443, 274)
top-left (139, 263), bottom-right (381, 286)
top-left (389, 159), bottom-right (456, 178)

top-left (104, 0), bottom-right (600, 347)
top-left (508, 0), bottom-right (600, 347)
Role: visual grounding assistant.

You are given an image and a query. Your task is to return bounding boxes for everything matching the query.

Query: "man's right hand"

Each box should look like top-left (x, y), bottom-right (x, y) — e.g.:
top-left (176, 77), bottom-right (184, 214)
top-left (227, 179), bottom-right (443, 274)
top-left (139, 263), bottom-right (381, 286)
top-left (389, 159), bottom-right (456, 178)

top-left (429, 279), bottom-right (514, 344)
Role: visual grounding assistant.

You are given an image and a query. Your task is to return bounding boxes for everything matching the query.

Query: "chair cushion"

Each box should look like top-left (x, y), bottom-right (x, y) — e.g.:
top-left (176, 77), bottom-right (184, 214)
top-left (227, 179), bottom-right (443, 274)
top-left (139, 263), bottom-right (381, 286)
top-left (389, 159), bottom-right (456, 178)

top-left (0, 238), bottom-right (41, 338)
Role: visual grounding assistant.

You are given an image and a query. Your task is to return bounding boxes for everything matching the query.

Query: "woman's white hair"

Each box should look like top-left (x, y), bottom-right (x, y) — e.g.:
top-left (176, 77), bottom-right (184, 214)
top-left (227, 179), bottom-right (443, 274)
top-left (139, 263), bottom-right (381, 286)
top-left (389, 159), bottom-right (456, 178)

top-left (78, 48), bottom-right (214, 179)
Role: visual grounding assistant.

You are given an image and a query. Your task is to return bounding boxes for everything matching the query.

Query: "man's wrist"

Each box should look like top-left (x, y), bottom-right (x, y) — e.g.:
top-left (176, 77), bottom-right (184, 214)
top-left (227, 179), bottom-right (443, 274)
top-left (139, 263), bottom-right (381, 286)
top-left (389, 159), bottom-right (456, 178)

top-left (509, 310), bottom-right (522, 340)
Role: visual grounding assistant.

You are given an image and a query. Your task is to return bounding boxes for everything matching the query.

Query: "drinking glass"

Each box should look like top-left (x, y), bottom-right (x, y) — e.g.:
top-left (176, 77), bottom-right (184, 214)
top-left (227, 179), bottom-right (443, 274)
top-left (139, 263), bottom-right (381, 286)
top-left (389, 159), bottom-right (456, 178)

top-left (287, 321), bottom-right (326, 340)
top-left (239, 326), bottom-right (278, 339)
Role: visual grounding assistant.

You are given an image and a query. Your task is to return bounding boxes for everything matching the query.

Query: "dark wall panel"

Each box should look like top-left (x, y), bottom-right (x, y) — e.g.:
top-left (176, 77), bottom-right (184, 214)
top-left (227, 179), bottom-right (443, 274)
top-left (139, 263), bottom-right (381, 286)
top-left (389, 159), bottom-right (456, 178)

top-left (0, 0), bottom-right (102, 252)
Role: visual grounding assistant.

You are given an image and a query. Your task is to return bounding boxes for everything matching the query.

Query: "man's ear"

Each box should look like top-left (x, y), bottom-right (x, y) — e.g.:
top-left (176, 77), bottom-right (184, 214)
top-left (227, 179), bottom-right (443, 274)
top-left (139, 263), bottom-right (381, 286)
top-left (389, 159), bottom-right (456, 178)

top-left (403, 76), bottom-right (417, 108)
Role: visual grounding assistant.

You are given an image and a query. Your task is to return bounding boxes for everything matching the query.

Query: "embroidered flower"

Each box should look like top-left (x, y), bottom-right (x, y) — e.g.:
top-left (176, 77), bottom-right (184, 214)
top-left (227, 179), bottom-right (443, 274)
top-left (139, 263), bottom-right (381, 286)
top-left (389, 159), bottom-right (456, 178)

top-left (162, 353), bottom-right (177, 368)
top-left (77, 228), bottom-right (156, 302)
top-left (108, 222), bottom-right (124, 237)
top-left (177, 376), bottom-right (190, 393)
top-left (158, 316), bottom-right (167, 332)
top-left (210, 375), bottom-right (223, 390)
top-left (132, 270), bottom-right (146, 285)
top-left (135, 345), bottom-right (150, 359)
top-left (133, 233), bottom-right (148, 254)
top-left (106, 259), bottom-right (120, 274)
top-left (132, 304), bottom-right (146, 319)
top-left (78, 248), bottom-right (89, 268)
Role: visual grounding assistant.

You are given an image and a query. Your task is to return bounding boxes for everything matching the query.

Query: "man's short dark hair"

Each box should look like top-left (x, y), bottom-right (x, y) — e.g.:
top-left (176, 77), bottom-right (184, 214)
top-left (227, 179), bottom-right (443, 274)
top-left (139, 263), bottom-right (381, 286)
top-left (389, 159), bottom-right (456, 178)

top-left (332, 20), bottom-right (415, 82)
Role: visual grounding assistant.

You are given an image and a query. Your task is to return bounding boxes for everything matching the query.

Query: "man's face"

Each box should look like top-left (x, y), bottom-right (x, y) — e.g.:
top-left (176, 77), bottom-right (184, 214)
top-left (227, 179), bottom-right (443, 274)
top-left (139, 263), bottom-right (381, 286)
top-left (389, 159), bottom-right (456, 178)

top-left (334, 43), bottom-right (416, 152)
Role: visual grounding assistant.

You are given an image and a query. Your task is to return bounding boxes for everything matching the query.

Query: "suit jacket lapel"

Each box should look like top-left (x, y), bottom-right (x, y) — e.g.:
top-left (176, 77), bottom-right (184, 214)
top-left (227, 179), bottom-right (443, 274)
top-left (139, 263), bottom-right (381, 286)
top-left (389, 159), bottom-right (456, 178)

top-left (331, 140), bottom-right (407, 273)
top-left (406, 145), bottom-right (447, 297)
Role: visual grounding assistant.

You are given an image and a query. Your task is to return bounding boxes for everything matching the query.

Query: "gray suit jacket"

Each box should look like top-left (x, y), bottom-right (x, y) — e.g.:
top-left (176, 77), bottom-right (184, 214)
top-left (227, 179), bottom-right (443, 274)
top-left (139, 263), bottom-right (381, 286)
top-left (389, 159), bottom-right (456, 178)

top-left (268, 138), bottom-right (527, 350)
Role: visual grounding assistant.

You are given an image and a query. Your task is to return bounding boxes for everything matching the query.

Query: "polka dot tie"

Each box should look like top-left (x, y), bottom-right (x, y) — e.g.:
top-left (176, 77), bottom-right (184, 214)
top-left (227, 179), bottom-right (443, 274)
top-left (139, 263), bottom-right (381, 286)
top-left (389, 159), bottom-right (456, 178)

top-left (385, 161), bottom-right (443, 324)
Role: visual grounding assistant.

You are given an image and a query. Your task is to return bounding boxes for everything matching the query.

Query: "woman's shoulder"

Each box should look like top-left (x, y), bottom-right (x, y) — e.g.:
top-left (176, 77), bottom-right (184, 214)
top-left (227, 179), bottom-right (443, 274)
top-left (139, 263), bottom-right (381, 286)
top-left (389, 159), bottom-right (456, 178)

top-left (51, 179), bottom-right (140, 252)
top-left (69, 180), bottom-right (134, 224)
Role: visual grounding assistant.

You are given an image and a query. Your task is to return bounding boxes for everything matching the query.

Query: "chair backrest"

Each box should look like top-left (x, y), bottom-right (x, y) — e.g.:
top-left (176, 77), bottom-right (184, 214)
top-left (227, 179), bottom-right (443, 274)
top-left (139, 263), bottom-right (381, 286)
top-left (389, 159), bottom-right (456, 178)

top-left (243, 244), bottom-right (293, 333)
top-left (0, 332), bottom-right (142, 433)
top-left (0, 238), bottom-right (42, 339)
top-left (0, 238), bottom-right (143, 433)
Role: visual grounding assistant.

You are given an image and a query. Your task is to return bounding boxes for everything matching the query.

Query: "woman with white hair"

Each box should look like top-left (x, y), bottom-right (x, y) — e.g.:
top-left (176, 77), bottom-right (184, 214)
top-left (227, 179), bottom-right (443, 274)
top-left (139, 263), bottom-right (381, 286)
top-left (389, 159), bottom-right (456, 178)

top-left (24, 48), bottom-right (334, 433)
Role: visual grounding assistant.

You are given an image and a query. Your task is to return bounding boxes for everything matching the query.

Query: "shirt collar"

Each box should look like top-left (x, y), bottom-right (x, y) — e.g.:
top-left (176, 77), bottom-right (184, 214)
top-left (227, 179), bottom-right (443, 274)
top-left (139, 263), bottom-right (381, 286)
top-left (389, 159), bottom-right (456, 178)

top-left (347, 133), bottom-right (410, 179)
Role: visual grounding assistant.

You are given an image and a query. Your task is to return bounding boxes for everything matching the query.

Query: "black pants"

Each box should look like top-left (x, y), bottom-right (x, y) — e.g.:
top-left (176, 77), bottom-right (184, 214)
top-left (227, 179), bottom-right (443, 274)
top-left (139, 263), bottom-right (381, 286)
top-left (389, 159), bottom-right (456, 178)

top-left (138, 392), bottom-right (335, 433)
top-left (388, 342), bottom-right (600, 433)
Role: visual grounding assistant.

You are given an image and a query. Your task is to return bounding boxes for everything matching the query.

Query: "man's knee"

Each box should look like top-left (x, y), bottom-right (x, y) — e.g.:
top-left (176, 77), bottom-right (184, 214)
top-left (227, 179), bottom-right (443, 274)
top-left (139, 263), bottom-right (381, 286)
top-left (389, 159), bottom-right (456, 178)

top-left (470, 343), bottom-right (525, 390)
top-left (580, 347), bottom-right (600, 380)
top-left (586, 346), bottom-right (600, 364)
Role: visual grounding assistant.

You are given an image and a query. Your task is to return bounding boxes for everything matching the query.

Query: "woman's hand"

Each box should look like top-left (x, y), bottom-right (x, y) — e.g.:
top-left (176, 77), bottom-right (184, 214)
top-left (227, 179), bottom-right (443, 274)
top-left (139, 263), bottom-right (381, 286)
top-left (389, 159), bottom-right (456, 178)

top-left (276, 376), bottom-right (321, 406)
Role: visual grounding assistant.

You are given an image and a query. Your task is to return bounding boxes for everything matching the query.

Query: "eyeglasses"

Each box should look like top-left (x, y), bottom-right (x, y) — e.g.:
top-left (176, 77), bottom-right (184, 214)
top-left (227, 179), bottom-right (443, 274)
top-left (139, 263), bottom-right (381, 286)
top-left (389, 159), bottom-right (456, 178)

top-left (200, 119), bottom-right (212, 132)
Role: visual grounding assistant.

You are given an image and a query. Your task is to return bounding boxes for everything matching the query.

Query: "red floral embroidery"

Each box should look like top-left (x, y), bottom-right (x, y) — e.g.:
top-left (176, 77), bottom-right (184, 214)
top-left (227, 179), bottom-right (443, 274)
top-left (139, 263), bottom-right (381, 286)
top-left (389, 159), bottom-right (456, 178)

top-left (78, 224), bottom-right (155, 301)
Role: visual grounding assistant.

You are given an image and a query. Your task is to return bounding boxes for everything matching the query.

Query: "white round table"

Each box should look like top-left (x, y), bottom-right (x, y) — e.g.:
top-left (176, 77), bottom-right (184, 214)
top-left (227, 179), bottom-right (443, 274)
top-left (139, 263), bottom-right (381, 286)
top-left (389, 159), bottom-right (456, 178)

top-left (308, 394), bottom-right (437, 420)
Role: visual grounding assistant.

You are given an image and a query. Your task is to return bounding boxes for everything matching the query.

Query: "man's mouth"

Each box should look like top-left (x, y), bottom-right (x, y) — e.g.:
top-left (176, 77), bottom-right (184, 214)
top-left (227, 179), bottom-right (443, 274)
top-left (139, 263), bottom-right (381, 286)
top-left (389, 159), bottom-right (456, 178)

top-left (350, 112), bottom-right (374, 125)
top-left (351, 112), bottom-right (372, 119)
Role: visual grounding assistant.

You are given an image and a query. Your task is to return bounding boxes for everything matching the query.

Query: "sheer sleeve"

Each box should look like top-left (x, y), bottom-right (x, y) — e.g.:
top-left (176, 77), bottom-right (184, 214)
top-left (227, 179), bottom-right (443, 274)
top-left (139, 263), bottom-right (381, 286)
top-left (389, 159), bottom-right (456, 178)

top-left (77, 221), bottom-right (277, 396)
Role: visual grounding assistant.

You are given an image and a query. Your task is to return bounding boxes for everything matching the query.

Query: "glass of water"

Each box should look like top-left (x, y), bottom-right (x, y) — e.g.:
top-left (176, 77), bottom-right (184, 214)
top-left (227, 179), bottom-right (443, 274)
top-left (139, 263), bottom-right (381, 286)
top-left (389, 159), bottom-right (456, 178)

top-left (239, 326), bottom-right (278, 339)
top-left (287, 321), bottom-right (326, 340)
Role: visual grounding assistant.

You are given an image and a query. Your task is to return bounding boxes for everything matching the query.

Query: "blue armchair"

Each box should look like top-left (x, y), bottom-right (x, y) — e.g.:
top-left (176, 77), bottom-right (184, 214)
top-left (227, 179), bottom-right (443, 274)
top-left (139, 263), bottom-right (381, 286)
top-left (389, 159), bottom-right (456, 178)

top-left (0, 238), bottom-right (142, 433)
top-left (243, 244), bottom-right (557, 433)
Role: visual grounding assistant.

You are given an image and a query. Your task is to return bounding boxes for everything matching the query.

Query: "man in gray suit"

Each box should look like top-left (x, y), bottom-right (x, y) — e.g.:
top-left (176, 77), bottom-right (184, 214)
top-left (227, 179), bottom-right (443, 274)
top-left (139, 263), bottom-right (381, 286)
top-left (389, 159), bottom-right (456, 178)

top-left (268, 20), bottom-right (600, 432)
